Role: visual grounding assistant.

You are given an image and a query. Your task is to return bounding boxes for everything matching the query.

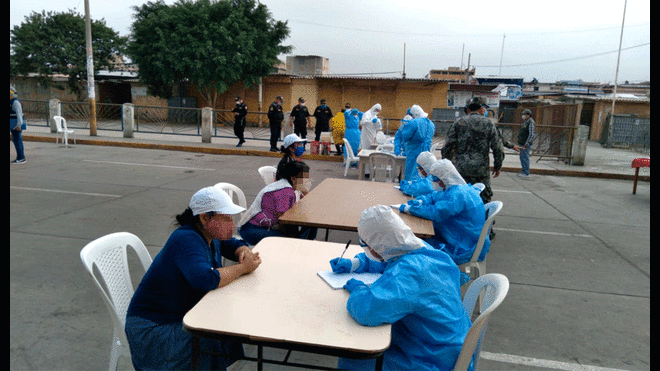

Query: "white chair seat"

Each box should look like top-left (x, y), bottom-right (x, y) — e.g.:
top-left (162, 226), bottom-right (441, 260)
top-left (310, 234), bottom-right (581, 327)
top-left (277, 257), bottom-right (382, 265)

top-left (53, 116), bottom-right (76, 146)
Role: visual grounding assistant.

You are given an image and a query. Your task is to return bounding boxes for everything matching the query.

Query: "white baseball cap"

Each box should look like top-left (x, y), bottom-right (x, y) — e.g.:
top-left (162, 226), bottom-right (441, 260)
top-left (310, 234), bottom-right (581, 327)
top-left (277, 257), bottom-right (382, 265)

top-left (189, 186), bottom-right (245, 216)
top-left (282, 133), bottom-right (306, 148)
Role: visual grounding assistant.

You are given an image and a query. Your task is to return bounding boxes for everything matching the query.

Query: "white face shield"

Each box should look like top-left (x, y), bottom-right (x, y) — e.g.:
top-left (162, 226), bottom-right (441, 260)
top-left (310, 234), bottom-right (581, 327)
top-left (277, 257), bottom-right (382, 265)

top-left (357, 205), bottom-right (427, 262)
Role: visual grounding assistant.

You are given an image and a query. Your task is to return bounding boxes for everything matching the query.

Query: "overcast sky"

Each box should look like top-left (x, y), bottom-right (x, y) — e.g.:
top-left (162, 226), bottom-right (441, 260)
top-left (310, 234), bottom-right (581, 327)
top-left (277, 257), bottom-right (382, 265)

top-left (10, 0), bottom-right (650, 83)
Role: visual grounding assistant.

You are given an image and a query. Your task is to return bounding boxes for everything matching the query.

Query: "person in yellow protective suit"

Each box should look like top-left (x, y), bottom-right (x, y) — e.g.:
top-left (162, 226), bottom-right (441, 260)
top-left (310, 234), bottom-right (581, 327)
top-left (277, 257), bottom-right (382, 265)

top-left (331, 103), bottom-right (350, 156)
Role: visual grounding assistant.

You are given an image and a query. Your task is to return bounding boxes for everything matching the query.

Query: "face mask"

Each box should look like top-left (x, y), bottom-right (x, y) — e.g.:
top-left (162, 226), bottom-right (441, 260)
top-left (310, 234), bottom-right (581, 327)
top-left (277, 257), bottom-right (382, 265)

top-left (300, 103), bottom-right (305, 106)
top-left (321, 104), bottom-right (326, 109)
top-left (484, 111), bottom-right (488, 117)
top-left (294, 146), bottom-right (305, 157)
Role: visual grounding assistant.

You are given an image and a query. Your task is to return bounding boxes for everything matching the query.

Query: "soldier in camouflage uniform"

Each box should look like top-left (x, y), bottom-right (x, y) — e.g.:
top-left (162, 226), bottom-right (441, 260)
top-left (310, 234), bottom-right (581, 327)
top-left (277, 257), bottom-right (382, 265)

top-left (441, 97), bottom-right (505, 205)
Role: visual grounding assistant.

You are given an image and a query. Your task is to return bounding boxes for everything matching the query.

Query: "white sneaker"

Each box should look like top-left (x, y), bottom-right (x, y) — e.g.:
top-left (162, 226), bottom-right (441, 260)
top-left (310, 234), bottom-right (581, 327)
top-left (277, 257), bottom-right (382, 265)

top-left (516, 173), bottom-right (529, 178)
top-left (11, 159), bottom-right (26, 164)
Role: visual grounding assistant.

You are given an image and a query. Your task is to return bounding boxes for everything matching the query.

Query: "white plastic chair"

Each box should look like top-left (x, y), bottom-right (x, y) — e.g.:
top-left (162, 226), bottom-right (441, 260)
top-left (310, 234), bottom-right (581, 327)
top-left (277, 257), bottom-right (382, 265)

top-left (459, 201), bottom-right (503, 310)
top-left (375, 143), bottom-right (395, 153)
top-left (368, 152), bottom-right (397, 183)
top-left (53, 116), bottom-right (76, 146)
top-left (80, 232), bottom-right (152, 371)
top-left (342, 138), bottom-right (359, 177)
top-left (258, 166), bottom-right (277, 185)
top-left (454, 273), bottom-right (510, 371)
top-left (214, 182), bottom-right (250, 266)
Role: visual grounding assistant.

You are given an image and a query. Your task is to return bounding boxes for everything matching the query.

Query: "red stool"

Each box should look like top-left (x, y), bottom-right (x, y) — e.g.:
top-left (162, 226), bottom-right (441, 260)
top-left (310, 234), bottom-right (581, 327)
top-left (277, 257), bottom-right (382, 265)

top-left (631, 158), bottom-right (650, 194)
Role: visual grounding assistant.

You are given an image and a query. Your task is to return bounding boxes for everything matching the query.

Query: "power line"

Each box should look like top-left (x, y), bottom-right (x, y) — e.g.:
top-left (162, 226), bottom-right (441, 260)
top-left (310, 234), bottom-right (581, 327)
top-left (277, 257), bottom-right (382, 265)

top-left (287, 19), bottom-right (649, 38)
top-left (475, 42), bottom-right (649, 68)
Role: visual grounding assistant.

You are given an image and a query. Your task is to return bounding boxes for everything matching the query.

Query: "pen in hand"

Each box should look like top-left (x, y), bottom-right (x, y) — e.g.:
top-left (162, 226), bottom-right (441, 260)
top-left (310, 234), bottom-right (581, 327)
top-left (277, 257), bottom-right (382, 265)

top-left (339, 240), bottom-right (351, 261)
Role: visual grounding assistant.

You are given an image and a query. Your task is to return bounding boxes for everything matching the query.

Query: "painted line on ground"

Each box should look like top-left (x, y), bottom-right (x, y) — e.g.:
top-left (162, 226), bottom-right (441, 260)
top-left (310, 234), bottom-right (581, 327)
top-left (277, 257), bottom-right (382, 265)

top-left (480, 351), bottom-right (630, 371)
top-left (10, 186), bottom-right (121, 198)
top-left (493, 189), bottom-right (533, 194)
top-left (84, 159), bottom-right (217, 171)
top-left (497, 227), bottom-right (593, 238)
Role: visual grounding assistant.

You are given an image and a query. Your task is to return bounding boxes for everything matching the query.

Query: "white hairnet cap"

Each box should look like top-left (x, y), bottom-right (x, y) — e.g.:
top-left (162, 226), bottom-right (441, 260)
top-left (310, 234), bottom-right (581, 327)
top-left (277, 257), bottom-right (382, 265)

top-left (429, 159), bottom-right (466, 188)
top-left (357, 205), bottom-right (427, 262)
top-left (410, 105), bottom-right (428, 118)
top-left (416, 151), bottom-right (437, 173)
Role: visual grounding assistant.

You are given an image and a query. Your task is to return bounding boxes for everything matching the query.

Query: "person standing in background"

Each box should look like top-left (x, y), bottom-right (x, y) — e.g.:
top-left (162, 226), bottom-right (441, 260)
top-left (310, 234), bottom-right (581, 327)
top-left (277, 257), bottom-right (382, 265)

top-left (289, 97), bottom-right (311, 139)
top-left (10, 87), bottom-right (26, 164)
top-left (312, 99), bottom-right (333, 142)
top-left (267, 96), bottom-right (285, 152)
top-left (331, 103), bottom-right (350, 155)
top-left (517, 109), bottom-right (535, 178)
top-left (232, 96), bottom-right (248, 147)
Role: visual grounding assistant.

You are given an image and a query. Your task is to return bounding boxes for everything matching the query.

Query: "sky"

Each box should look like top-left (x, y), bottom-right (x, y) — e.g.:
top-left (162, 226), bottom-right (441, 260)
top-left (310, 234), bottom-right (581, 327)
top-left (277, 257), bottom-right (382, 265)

top-left (10, 0), bottom-right (650, 84)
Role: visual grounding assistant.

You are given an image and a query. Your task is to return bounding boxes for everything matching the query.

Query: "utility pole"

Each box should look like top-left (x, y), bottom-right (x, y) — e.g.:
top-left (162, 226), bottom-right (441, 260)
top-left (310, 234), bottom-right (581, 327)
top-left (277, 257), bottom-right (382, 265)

top-left (499, 34), bottom-right (506, 75)
top-left (465, 53), bottom-right (471, 83)
top-left (84, 0), bottom-right (97, 136)
top-left (608, 0), bottom-right (627, 145)
top-left (402, 43), bottom-right (406, 79)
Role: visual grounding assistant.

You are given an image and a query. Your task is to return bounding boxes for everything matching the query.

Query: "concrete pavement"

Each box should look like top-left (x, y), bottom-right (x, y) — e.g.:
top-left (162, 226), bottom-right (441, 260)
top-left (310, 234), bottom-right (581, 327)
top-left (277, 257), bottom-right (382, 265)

top-left (10, 129), bottom-right (649, 370)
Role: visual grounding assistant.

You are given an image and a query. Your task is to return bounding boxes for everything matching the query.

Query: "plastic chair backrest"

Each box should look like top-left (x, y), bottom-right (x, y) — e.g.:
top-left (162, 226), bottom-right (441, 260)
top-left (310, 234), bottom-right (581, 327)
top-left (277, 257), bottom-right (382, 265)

top-left (430, 141), bottom-right (439, 153)
top-left (53, 115), bottom-right (65, 132)
top-left (214, 182), bottom-right (248, 233)
top-left (469, 201), bottom-right (503, 263)
top-left (80, 232), bottom-right (152, 370)
top-left (368, 152), bottom-right (396, 183)
top-left (258, 166), bottom-right (277, 185)
top-left (454, 273), bottom-right (510, 371)
top-left (343, 138), bottom-right (358, 161)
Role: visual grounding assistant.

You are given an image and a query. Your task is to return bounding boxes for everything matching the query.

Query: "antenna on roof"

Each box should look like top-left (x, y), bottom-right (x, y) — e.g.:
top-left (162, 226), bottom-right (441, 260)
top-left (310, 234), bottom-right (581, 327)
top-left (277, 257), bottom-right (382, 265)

top-left (402, 43), bottom-right (406, 79)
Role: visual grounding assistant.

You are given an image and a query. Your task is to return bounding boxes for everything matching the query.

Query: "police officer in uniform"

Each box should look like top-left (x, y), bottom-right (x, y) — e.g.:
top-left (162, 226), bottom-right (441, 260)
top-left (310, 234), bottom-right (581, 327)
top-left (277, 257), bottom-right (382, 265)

top-left (232, 96), bottom-right (248, 147)
top-left (312, 99), bottom-right (333, 142)
top-left (289, 97), bottom-right (310, 139)
top-left (267, 96), bottom-right (284, 152)
top-left (441, 97), bottom-right (504, 205)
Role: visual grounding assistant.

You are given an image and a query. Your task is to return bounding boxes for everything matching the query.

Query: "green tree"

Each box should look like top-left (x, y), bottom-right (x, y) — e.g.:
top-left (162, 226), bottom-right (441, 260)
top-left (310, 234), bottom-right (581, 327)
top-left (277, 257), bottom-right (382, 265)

top-left (128, 0), bottom-right (291, 107)
top-left (10, 10), bottom-right (127, 98)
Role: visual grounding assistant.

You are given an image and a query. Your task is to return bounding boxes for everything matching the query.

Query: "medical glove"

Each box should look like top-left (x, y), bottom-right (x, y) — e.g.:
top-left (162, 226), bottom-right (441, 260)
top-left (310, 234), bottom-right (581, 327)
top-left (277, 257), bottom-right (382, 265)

top-left (343, 278), bottom-right (367, 293)
top-left (372, 118), bottom-right (378, 124)
top-left (330, 258), bottom-right (352, 273)
top-left (399, 204), bottom-right (411, 213)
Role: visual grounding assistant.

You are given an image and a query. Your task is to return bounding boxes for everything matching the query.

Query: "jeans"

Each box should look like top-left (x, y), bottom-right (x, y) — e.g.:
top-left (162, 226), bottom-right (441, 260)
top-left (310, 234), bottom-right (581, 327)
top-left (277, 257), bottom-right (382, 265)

top-left (11, 128), bottom-right (25, 161)
top-left (519, 147), bottom-right (530, 175)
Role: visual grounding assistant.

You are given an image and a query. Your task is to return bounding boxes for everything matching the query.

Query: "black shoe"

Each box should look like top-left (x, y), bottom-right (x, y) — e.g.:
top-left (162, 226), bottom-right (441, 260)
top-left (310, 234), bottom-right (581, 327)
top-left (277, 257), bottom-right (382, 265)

top-left (236, 142), bottom-right (243, 147)
top-left (489, 229), bottom-right (496, 240)
top-left (269, 148), bottom-right (278, 152)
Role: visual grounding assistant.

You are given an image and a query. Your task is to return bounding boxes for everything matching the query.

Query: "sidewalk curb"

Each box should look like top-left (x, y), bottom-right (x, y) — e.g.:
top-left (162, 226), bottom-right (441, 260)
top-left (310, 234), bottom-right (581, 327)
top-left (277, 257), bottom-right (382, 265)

top-left (23, 134), bottom-right (649, 182)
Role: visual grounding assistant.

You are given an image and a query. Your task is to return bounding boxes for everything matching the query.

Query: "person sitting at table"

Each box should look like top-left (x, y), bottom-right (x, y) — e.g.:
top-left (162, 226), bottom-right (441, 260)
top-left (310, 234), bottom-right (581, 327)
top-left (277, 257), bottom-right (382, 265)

top-left (329, 205), bottom-right (473, 371)
top-left (399, 105), bottom-right (435, 181)
top-left (125, 186), bottom-right (262, 370)
top-left (238, 161), bottom-right (317, 245)
top-left (399, 159), bottom-right (489, 266)
top-left (399, 151), bottom-right (437, 197)
top-left (275, 133), bottom-right (306, 180)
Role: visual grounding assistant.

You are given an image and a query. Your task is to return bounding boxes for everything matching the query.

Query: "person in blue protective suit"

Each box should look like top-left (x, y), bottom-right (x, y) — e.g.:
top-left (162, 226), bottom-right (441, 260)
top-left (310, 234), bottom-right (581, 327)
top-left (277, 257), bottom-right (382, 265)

top-left (329, 205), bottom-right (473, 371)
top-left (399, 105), bottom-right (435, 181)
top-left (343, 108), bottom-right (362, 157)
top-left (399, 159), bottom-right (489, 265)
top-left (399, 151), bottom-right (437, 197)
top-left (393, 108), bottom-right (412, 156)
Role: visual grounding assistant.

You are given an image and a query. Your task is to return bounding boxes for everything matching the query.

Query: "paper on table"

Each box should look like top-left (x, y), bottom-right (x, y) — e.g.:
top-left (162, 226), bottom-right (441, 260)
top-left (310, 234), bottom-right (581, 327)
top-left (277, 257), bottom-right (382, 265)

top-left (317, 270), bottom-right (382, 290)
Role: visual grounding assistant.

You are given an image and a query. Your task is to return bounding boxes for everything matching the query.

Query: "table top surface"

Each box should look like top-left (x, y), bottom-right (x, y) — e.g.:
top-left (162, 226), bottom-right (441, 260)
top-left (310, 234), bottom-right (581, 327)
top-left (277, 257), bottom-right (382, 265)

top-left (278, 178), bottom-right (434, 238)
top-left (183, 237), bottom-right (391, 354)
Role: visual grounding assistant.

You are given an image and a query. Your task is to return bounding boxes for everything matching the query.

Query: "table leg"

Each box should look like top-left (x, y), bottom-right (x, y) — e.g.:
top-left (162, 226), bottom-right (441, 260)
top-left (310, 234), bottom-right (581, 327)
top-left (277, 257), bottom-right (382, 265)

top-left (633, 167), bottom-right (640, 194)
top-left (375, 354), bottom-right (384, 371)
top-left (257, 345), bottom-right (263, 371)
top-left (358, 161), bottom-right (365, 180)
top-left (191, 336), bottom-right (200, 370)
top-left (324, 228), bottom-right (330, 241)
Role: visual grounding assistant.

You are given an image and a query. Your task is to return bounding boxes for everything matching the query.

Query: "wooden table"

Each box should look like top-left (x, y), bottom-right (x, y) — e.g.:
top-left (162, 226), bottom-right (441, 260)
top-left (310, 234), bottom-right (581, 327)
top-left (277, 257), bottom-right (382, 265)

top-left (183, 237), bottom-right (391, 370)
top-left (357, 149), bottom-right (406, 181)
top-left (278, 178), bottom-right (435, 240)
top-left (631, 158), bottom-right (650, 194)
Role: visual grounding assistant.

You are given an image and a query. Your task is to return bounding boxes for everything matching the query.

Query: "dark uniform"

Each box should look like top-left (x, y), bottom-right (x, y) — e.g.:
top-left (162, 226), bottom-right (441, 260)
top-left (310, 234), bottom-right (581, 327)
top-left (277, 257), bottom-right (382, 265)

top-left (312, 102), bottom-right (333, 141)
top-left (441, 112), bottom-right (505, 204)
top-left (267, 99), bottom-right (284, 151)
top-left (232, 98), bottom-right (248, 146)
top-left (290, 104), bottom-right (310, 139)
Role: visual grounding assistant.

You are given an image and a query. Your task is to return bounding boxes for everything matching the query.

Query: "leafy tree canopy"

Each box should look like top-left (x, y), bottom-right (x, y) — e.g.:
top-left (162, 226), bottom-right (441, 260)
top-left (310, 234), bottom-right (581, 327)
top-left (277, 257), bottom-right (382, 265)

top-left (127, 0), bottom-right (291, 105)
top-left (10, 10), bottom-right (128, 97)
